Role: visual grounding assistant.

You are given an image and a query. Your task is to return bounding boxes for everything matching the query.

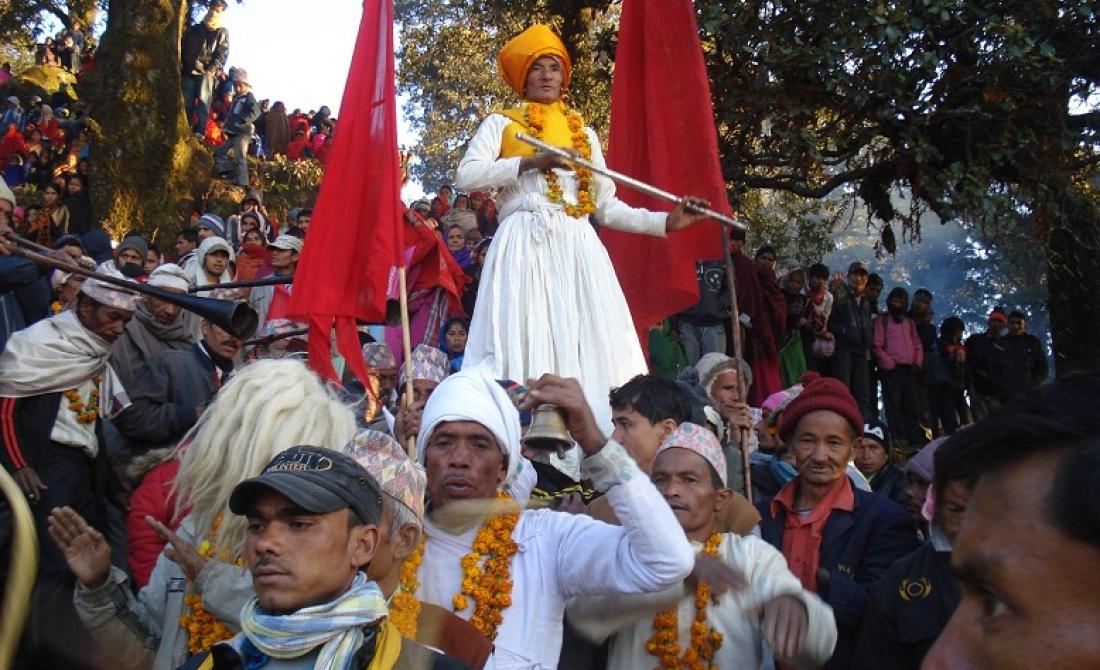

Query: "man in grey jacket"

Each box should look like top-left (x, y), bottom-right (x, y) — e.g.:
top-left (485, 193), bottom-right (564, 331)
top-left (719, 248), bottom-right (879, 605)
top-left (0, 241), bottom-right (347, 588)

top-left (114, 319), bottom-right (242, 467)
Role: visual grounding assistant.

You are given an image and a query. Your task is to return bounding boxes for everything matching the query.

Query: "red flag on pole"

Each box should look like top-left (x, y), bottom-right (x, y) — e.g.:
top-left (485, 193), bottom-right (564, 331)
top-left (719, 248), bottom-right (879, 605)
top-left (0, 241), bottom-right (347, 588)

top-left (601, 0), bottom-right (728, 351)
top-left (287, 0), bottom-right (404, 383)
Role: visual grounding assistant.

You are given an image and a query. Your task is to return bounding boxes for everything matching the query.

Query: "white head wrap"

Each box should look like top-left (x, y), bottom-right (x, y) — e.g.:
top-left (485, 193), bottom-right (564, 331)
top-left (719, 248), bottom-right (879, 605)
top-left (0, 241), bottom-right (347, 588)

top-left (147, 263), bottom-right (190, 292)
top-left (415, 365), bottom-right (522, 489)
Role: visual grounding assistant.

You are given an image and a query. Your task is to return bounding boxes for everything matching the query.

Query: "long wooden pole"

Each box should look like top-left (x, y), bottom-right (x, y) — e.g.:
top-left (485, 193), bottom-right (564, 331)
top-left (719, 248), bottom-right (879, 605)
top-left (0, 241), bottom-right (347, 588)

top-left (721, 225), bottom-right (753, 496)
top-left (398, 265), bottom-right (416, 457)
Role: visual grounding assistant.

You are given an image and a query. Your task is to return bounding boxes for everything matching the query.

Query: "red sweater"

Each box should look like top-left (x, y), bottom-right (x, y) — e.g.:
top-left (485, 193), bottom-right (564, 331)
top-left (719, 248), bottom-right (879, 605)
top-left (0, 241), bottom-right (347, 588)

top-left (126, 459), bottom-right (187, 588)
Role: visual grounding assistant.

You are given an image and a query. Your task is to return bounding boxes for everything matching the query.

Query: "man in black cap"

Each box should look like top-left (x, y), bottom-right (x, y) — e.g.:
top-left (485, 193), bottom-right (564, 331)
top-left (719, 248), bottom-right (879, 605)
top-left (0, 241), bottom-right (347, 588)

top-left (165, 445), bottom-right (463, 668)
top-left (827, 261), bottom-right (874, 419)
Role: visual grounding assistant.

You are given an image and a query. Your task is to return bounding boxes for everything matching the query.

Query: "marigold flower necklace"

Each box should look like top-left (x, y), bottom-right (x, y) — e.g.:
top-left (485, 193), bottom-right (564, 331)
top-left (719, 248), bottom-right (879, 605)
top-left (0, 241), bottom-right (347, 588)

top-left (393, 491), bottom-right (520, 641)
top-left (645, 532), bottom-right (724, 670)
top-left (178, 514), bottom-right (242, 654)
top-left (63, 374), bottom-right (101, 424)
top-left (524, 102), bottom-right (596, 218)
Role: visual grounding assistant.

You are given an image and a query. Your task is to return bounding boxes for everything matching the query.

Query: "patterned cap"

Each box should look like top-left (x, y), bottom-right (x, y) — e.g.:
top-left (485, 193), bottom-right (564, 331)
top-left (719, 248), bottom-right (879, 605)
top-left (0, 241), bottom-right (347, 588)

top-left (80, 268), bottom-right (141, 312)
top-left (344, 430), bottom-right (426, 521)
top-left (259, 318), bottom-right (307, 340)
top-left (399, 343), bottom-right (450, 385)
top-left (655, 422), bottom-right (728, 488)
top-left (362, 342), bottom-right (396, 369)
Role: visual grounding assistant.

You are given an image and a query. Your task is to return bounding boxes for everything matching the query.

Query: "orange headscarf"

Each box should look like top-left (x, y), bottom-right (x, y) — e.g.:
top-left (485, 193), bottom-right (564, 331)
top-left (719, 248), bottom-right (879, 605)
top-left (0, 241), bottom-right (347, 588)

top-left (497, 25), bottom-right (572, 99)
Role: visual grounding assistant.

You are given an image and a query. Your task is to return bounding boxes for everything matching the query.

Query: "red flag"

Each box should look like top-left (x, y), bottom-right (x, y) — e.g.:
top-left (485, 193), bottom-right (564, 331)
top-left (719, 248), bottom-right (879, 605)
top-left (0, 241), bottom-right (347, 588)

top-left (287, 0), bottom-right (404, 383)
top-left (601, 0), bottom-right (728, 351)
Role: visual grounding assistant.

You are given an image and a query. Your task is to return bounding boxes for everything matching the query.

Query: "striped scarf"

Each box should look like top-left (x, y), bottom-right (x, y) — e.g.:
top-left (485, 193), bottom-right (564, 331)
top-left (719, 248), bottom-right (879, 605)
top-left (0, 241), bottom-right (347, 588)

top-left (239, 573), bottom-right (389, 670)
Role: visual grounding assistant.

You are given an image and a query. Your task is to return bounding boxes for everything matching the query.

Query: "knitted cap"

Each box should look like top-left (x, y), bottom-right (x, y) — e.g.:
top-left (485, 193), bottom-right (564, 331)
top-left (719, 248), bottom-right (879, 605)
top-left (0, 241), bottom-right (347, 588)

top-left (777, 376), bottom-right (863, 441)
top-left (197, 213), bottom-right (226, 238)
top-left (905, 436), bottom-right (947, 483)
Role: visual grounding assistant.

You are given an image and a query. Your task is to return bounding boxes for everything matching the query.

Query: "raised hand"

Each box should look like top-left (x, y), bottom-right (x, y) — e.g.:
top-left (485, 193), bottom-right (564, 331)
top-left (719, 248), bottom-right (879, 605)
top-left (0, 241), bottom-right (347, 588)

top-left (689, 553), bottom-right (748, 600)
top-left (146, 515), bottom-right (207, 580)
top-left (47, 506), bottom-right (111, 588)
top-left (521, 374), bottom-right (605, 455)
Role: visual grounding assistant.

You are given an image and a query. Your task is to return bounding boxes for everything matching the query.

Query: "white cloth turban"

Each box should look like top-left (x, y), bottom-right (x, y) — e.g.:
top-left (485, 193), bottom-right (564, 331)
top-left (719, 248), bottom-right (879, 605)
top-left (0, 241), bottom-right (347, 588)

top-left (415, 364), bottom-right (522, 488)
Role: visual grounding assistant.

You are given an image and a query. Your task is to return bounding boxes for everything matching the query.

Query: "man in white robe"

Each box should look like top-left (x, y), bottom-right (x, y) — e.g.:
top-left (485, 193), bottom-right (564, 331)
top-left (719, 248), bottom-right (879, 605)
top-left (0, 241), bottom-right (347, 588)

top-left (413, 366), bottom-right (694, 669)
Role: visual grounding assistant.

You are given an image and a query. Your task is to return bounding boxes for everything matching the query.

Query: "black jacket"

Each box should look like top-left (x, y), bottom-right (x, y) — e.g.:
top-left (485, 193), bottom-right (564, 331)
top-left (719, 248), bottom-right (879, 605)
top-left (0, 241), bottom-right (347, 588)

top-left (852, 542), bottom-right (960, 670)
top-left (756, 481), bottom-right (921, 670)
top-left (114, 344), bottom-right (219, 456)
top-left (828, 283), bottom-right (873, 351)
top-left (867, 462), bottom-right (909, 509)
top-left (676, 260), bottom-right (729, 326)
top-left (223, 91), bottom-right (262, 137)
top-left (181, 22), bottom-right (229, 76)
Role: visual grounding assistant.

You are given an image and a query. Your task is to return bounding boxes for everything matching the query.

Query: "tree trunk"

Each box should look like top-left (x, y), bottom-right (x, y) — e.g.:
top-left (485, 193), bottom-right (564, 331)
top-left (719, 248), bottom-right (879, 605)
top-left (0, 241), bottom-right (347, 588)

top-left (84, 0), bottom-right (211, 241)
top-left (1044, 185), bottom-right (1100, 377)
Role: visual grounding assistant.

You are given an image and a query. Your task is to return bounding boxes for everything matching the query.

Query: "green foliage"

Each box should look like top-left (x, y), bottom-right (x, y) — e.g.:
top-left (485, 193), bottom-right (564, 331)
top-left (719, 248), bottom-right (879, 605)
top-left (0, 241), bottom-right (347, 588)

top-left (395, 0), bottom-right (615, 192)
top-left (2, 0), bottom-right (100, 43)
top-left (255, 156), bottom-right (324, 224)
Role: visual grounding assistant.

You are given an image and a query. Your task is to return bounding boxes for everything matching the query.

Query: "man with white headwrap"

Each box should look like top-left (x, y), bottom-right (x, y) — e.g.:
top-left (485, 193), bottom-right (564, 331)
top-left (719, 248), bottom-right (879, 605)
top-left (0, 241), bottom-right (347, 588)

top-left (412, 366), bottom-right (694, 669)
top-left (110, 263), bottom-right (195, 392)
top-left (0, 270), bottom-right (140, 669)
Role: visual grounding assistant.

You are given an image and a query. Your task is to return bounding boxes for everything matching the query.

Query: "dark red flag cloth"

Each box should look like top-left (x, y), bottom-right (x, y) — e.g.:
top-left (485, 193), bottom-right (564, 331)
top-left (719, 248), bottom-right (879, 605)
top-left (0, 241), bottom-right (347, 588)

top-left (287, 0), bottom-right (404, 383)
top-left (601, 0), bottom-right (728, 354)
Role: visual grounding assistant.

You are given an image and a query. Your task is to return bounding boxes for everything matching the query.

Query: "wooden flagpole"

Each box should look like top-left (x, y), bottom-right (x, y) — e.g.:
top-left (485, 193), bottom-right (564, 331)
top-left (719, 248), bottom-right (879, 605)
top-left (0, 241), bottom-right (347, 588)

top-left (721, 224), bottom-right (753, 496)
top-left (398, 265), bottom-right (416, 457)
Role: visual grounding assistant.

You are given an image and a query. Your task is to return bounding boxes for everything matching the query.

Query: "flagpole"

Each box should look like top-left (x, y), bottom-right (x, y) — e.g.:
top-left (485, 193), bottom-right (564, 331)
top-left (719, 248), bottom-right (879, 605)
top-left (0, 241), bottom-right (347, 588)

top-left (721, 224), bottom-right (753, 496)
top-left (398, 265), bottom-right (416, 457)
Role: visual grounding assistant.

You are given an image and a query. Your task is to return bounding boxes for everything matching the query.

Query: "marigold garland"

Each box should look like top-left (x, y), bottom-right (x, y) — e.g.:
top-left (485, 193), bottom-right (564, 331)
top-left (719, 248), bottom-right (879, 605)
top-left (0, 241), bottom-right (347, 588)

top-left (645, 533), bottom-right (724, 670)
top-left (178, 515), bottom-right (241, 654)
top-left (63, 374), bottom-right (101, 424)
top-left (390, 492), bottom-right (520, 641)
top-left (50, 300), bottom-right (63, 314)
top-left (525, 102), bottom-right (596, 219)
top-left (390, 535), bottom-right (425, 638)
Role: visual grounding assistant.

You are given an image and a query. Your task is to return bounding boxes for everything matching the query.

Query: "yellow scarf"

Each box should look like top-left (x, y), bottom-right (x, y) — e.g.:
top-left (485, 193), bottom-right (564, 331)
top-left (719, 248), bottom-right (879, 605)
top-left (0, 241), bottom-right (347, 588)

top-left (366, 619), bottom-right (402, 670)
top-left (497, 101), bottom-right (575, 158)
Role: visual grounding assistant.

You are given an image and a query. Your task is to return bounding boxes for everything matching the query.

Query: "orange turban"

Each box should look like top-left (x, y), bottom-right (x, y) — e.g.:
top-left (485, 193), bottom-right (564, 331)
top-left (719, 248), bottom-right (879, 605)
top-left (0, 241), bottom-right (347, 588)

top-left (497, 25), bottom-right (572, 99)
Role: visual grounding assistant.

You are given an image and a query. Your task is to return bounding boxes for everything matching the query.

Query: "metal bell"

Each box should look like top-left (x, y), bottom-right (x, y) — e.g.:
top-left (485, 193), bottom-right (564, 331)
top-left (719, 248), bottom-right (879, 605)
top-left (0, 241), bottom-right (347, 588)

top-left (522, 404), bottom-right (573, 459)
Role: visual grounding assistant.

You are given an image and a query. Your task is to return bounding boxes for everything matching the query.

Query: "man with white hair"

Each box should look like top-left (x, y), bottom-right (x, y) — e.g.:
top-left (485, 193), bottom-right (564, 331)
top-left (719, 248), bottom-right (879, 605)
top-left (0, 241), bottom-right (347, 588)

top-left (410, 366), bottom-right (695, 669)
top-left (0, 272), bottom-right (140, 669)
top-left (50, 359), bottom-right (359, 670)
top-left (110, 263), bottom-right (195, 392)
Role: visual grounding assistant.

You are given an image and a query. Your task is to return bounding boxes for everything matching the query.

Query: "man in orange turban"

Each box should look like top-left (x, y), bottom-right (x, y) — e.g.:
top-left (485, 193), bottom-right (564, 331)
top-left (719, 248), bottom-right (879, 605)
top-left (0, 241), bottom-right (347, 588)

top-left (496, 24), bottom-right (573, 98)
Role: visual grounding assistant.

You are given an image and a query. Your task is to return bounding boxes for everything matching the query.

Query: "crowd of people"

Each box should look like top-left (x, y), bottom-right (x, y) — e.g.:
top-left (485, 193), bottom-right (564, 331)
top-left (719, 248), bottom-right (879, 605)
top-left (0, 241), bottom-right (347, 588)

top-left (0, 15), bottom-right (1094, 670)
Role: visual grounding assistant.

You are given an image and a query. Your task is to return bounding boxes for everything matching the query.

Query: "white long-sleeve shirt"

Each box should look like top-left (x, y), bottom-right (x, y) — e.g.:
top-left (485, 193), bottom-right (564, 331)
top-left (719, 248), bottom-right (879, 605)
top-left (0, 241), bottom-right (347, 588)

top-left (568, 533), bottom-right (838, 670)
top-left (416, 440), bottom-right (694, 669)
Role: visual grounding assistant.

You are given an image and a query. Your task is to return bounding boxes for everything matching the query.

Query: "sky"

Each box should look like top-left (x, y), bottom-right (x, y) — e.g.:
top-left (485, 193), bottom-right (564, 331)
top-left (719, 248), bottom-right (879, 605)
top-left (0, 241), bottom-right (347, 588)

top-left (220, 0), bottom-right (424, 196)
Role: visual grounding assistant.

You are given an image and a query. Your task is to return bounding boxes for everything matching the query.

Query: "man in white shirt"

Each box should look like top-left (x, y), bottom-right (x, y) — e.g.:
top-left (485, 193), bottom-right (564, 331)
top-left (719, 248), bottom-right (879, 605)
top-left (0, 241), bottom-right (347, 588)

top-left (412, 366), bottom-right (694, 669)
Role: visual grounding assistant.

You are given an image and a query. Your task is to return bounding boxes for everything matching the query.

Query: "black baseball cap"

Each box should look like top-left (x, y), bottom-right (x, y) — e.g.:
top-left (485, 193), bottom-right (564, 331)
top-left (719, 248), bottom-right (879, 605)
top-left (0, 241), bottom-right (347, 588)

top-left (229, 446), bottom-right (384, 525)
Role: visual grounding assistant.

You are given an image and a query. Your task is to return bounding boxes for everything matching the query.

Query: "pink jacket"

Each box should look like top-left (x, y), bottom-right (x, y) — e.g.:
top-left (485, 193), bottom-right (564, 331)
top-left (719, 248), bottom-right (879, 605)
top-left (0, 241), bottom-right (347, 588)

top-left (873, 316), bottom-right (923, 370)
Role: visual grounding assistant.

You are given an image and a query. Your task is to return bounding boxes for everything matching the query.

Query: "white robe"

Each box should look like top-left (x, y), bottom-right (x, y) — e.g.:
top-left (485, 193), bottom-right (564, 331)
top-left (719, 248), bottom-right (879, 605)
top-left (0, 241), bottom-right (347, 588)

top-left (415, 441), bottom-right (694, 670)
top-left (455, 114), bottom-right (667, 449)
top-left (568, 533), bottom-right (838, 670)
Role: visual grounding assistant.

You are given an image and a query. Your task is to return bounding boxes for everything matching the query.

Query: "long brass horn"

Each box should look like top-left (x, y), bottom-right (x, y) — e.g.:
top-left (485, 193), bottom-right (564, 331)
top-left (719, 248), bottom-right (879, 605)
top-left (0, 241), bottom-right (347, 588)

top-left (6, 238), bottom-right (259, 340)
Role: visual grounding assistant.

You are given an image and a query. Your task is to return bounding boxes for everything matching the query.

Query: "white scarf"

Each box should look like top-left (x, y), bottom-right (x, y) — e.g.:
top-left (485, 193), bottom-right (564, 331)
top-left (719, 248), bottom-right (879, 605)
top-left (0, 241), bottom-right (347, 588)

top-left (0, 310), bottom-right (130, 417)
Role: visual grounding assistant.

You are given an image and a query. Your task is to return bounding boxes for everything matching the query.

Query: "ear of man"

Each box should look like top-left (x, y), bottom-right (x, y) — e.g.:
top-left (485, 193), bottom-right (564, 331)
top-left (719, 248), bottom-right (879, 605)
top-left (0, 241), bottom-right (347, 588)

top-left (347, 515), bottom-right (381, 569)
top-left (394, 524), bottom-right (422, 562)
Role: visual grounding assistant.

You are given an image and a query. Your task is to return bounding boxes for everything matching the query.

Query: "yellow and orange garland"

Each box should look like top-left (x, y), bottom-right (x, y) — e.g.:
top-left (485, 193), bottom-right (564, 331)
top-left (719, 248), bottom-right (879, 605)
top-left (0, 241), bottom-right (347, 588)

top-left (645, 532), bottom-right (724, 670)
top-left (392, 492), bottom-right (520, 641)
top-left (525, 103), bottom-right (596, 219)
top-left (64, 374), bottom-right (101, 424)
top-left (178, 515), bottom-right (243, 654)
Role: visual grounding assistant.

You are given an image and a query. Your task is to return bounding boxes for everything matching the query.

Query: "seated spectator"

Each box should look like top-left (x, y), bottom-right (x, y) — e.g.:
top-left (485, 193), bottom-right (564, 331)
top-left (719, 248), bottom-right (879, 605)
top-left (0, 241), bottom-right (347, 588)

top-left (174, 227), bottom-right (200, 270)
top-left (853, 420), bottom-right (908, 508)
top-left (114, 318), bottom-right (243, 461)
top-left (902, 437), bottom-right (946, 534)
top-left (109, 263), bottom-right (194, 392)
top-left (569, 422), bottom-right (837, 669)
top-left (196, 212), bottom-right (226, 240)
top-left (439, 316), bottom-right (468, 373)
top-left (695, 353), bottom-right (755, 494)
top-left (392, 343), bottom-right (451, 446)
top-left (755, 375), bottom-right (920, 669)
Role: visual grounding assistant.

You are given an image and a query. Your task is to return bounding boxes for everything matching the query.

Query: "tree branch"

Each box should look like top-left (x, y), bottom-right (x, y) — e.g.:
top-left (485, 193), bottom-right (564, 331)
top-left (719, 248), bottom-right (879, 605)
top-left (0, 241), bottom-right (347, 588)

top-left (729, 167), bottom-right (875, 199)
